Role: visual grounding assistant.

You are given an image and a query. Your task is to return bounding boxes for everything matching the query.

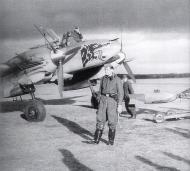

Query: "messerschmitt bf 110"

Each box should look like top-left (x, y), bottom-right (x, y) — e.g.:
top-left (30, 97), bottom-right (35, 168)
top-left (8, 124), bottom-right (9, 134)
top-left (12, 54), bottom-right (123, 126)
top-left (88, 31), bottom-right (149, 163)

top-left (0, 25), bottom-right (135, 122)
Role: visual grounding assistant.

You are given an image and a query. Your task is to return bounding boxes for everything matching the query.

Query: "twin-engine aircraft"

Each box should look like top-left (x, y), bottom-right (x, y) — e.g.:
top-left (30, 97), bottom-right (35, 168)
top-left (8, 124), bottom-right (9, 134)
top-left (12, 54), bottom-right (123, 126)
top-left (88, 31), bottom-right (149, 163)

top-left (0, 26), bottom-right (135, 122)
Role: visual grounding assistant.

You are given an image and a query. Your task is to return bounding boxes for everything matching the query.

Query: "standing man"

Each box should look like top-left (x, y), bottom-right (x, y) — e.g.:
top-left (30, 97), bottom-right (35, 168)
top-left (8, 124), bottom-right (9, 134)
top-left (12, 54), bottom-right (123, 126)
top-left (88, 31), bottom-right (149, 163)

top-left (93, 64), bottom-right (123, 145)
top-left (123, 75), bottom-right (135, 118)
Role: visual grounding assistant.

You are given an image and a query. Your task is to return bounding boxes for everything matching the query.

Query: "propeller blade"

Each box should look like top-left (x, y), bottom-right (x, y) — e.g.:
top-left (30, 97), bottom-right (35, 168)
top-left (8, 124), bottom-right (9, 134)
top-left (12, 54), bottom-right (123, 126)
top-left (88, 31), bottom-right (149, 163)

top-left (57, 60), bottom-right (64, 98)
top-left (123, 61), bottom-right (136, 83)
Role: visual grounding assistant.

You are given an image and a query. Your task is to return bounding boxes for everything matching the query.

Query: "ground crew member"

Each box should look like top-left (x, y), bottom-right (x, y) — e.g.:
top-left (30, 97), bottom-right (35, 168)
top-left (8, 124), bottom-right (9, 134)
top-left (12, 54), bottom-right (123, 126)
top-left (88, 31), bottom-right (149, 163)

top-left (61, 31), bottom-right (71, 47)
top-left (123, 75), bottom-right (135, 118)
top-left (93, 64), bottom-right (123, 145)
top-left (61, 26), bottom-right (83, 47)
top-left (72, 26), bottom-right (84, 42)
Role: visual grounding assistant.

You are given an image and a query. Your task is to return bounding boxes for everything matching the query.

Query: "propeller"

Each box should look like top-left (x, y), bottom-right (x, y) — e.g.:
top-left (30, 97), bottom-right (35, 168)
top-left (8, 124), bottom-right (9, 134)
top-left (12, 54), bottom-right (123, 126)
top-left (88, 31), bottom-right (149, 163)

top-left (53, 47), bottom-right (81, 98)
top-left (120, 32), bottom-right (136, 83)
top-left (123, 61), bottom-right (136, 83)
top-left (34, 24), bottom-right (66, 98)
top-left (57, 60), bottom-right (64, 98)
top-left (49, 46), bottom-right (80, 99)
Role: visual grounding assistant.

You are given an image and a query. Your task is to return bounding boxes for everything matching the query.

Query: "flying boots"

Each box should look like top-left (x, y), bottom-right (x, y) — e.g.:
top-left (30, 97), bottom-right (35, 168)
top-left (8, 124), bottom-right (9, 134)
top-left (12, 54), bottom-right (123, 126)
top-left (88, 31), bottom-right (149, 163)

top-left (93, 129), bottom-right (103, 144)
top-left (108, 129), bottom-right (116, 145)
top-left (128, 104), bottom-right (136, 119)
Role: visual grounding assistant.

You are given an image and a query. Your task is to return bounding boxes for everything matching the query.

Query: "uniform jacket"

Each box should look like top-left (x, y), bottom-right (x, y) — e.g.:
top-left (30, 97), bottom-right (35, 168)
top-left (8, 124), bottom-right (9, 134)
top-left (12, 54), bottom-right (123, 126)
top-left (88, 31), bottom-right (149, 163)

top-left (123, 80), bottom-right (134, 99)
top-left (99, 74), bottom-right (124, 105)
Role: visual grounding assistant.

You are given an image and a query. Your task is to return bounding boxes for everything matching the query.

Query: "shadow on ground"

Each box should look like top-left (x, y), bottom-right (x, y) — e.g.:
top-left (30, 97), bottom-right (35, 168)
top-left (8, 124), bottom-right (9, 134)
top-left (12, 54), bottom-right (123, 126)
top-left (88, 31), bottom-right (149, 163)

top-left (39, 95), bottom-right (84, 105)
top-left (135, 155), bottom-right (180, 171)
top-left (59, 149), bottom-right (93, 171)
top-left (0, 95), bottom-right (83, 113)
top-left (136, 108), bottom-right (158, 115)
top-left (0, 100), bottom-right (26, 113)
top-left (74, 105), bottom-right (95, 109)
top-left (52, 115), bottom-right (107, 144)
top-left (162, 151), bottom-right (190, 166)
top-left (165, 127), bottom-right (190, 138)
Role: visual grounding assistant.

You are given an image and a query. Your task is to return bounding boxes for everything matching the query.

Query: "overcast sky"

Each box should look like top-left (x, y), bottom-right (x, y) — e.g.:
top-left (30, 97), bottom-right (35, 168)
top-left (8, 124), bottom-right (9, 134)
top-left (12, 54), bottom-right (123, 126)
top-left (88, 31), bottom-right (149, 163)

top-left (0, 0), bottom-right (189, 73)
top-left (0, 0), bottom-right (189, 39)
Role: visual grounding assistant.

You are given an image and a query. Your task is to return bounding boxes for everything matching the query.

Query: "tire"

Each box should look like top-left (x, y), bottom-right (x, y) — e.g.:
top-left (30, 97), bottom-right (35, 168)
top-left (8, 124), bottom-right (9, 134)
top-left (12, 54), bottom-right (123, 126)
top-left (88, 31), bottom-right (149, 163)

top-left (24, 100), bottom-right (46, 122)
top-left (154, 112), bottom-right (165, 123)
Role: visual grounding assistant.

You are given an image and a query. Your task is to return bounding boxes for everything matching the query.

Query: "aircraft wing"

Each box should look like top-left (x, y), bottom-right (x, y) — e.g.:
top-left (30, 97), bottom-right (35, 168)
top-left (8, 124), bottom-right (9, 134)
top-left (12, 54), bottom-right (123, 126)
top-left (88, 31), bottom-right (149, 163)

top-left (129, 93), bottom-right (177, 104)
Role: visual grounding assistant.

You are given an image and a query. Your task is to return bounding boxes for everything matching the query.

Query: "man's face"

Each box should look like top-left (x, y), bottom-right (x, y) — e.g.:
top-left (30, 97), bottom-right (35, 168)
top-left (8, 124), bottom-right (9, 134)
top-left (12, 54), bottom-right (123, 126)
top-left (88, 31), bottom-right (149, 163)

top-left (105, 67), bottom-right (113, 77)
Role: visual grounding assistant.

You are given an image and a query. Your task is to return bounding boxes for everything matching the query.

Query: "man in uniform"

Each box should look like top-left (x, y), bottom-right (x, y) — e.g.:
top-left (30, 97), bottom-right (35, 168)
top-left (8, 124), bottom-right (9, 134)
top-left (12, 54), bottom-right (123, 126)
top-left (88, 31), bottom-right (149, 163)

top-left (61, 26), bottom-right (83, 47)
top-left (93, 64), bottom-right (123, 145)
top-left (72, 26), bottom-right (84, 42)
top-left (123, 75), bottom-right (135, 118)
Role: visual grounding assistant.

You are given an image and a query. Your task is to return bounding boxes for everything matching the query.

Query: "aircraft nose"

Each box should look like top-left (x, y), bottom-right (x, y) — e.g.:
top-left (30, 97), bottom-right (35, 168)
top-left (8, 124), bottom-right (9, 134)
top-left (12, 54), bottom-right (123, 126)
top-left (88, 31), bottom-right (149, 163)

top-left (112, 41), bottom-right (121, 52)
top-left (102, 40), bottom-right (120, 58)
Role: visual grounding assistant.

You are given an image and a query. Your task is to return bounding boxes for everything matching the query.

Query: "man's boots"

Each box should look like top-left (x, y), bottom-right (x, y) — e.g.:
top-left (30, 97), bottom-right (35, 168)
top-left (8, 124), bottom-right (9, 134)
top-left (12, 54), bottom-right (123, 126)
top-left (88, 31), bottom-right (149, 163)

top-left (94, 129), bottom-right (103, 144)
top-left (128, 104), bottom-right (136, 119)
top-left (108, 129), bottom-right (116, 145)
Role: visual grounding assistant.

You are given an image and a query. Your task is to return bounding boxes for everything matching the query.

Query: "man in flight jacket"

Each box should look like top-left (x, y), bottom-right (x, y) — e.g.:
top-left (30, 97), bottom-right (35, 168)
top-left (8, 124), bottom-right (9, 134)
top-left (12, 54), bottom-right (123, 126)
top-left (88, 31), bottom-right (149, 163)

top-left (93, 64), bottom-right (123, 145)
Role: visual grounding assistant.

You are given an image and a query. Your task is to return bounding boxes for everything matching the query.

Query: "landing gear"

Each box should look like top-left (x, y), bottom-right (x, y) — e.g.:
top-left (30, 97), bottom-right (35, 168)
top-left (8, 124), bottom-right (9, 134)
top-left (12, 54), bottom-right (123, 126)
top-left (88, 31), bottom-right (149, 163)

top-left (19, 83), bottom-right (46, 122)
top-left (24, 99), bottom-right (46, 122)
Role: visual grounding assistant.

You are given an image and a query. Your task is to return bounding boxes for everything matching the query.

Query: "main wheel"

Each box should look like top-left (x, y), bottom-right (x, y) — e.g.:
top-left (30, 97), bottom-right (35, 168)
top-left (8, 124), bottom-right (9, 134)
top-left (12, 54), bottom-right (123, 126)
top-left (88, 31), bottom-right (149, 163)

top-left (24, 100), bottom-right (46, 122)
top-left (154, 112), bottom-right (165, 123)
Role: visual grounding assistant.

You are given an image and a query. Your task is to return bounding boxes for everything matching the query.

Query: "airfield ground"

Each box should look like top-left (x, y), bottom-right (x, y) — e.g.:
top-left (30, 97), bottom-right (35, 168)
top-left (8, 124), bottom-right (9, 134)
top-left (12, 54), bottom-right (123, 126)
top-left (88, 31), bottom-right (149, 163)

top-left (0, 79), bottom-right (190, 171)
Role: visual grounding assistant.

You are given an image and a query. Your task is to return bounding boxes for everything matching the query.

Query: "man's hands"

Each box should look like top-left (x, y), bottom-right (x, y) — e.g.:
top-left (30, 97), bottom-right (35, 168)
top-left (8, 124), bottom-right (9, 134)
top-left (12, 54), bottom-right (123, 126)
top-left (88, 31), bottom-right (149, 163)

top-left (117, 104), bottom-right (122, 114)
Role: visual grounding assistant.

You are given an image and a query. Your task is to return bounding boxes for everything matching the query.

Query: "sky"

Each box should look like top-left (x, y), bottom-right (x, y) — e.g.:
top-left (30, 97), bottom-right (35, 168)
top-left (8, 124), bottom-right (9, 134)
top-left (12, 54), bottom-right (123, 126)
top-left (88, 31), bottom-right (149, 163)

top-left (0, 0), bottom-right (190, 73)
top-left (0, 0), bottom-right (189, 39)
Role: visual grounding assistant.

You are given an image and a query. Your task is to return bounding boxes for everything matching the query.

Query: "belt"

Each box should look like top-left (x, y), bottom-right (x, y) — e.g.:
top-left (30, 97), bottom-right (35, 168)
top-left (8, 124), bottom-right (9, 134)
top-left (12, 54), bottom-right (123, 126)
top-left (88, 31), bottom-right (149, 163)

top-left (102, 93), bottom-right (115, 97)
top-left (102, 93), bottom-right (118, 101)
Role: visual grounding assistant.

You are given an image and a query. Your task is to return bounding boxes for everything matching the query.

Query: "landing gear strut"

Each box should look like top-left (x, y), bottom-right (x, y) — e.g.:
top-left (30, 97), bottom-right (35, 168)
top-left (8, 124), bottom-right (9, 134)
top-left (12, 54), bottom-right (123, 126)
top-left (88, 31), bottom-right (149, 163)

top-left (20, 83), bottom-right (46, 122)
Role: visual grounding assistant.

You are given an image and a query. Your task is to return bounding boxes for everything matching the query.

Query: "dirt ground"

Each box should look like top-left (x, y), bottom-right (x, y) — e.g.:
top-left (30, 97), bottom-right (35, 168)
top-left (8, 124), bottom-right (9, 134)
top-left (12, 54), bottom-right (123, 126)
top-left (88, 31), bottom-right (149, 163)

top-left (0, 81), bottom-right (190, 171)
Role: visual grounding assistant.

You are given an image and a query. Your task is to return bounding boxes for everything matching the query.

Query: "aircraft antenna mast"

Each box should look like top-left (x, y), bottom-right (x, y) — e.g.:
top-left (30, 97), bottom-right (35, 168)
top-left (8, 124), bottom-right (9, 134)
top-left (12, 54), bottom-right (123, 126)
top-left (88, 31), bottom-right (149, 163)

top-left (33, 24), bottom-right (57, 53)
